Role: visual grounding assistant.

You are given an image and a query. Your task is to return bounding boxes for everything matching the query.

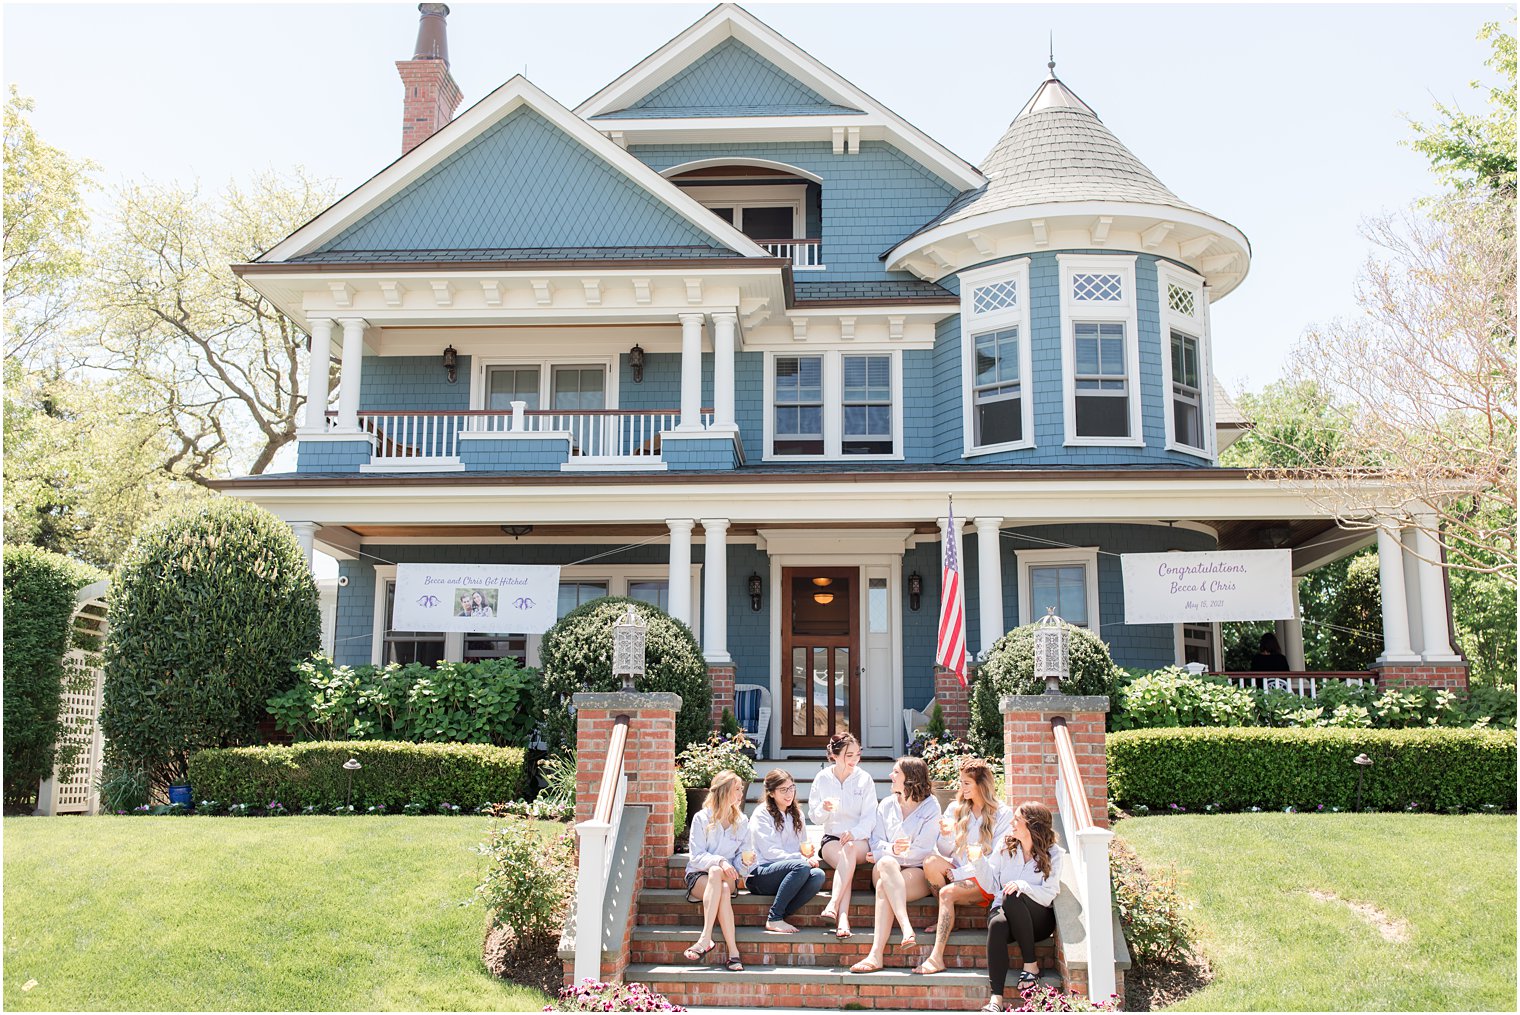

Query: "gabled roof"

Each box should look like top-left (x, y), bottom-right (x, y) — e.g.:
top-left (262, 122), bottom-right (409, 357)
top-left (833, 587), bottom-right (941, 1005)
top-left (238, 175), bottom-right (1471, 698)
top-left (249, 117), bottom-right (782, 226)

top-left (259, 75), bottom-right (769, 264)
top-left (576, 4), bottom-right (983, 192)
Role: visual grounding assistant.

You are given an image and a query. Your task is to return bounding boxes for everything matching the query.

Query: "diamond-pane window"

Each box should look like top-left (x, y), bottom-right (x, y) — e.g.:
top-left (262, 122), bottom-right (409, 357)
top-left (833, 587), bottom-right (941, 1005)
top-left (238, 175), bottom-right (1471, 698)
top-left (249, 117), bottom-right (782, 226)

top-left (972, 279), bottom-right (1019, 315)
top-left (1072, 273), bottom-right (1124, 302)
top-left (1168, 284), bottom-right (1197, 317)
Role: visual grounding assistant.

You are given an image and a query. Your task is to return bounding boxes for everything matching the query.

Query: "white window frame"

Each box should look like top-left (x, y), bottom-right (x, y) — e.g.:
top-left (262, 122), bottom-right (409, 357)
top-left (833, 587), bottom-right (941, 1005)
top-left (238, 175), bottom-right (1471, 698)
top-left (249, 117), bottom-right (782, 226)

top-left (762, 349), bottom-right (903, 461)
top-left (1157, 262), bottom-right (1215, 459)
top-left (1015, 547), bottom-right (1101, 630)
top-left (370, 563), bottom-right (699, 667)
top-left (1059, 254), bottom-right (1143, 447)
top-left (960, 259), bottom-right (1035, 455)
top-left (471, 356), bottom-right (620, 413)
top-left (1174, 621), bottom-right (1224, 669)
top-left (684, 184), bottom-right (807, 240)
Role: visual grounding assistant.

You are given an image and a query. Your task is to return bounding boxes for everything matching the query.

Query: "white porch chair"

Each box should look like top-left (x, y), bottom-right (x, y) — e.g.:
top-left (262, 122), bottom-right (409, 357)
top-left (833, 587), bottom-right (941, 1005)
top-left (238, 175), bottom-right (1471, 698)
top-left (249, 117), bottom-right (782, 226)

top-left (734, 683), bottom-right (771, 752)
top-left (902, 698), bottom-right (936, 741)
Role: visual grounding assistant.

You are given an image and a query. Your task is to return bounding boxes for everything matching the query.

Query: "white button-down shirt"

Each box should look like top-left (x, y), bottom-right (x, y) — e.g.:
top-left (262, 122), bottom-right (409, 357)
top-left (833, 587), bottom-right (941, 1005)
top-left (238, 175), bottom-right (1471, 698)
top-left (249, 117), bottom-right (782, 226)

top-left (686, 808), bottom-right (749, 875)
top-left (748, 804), bottom-right (811, 863)
top-left (869, 793), bottom-right (942, 868)
top-left (975, 842), bottom-right (1064, 908)
top-left (807, 765), bottom-right (877, 841)
top-left (936, 801), bottom-right (1014, 865)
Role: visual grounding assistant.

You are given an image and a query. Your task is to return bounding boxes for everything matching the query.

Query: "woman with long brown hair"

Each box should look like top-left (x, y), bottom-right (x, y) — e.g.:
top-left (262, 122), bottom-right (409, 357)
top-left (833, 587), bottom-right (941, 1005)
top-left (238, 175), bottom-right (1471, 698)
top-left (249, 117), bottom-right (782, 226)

top-left (746, 769), bottom-right (826, 933)
top-left (682, 770), bottom-right (752, 971)
top-left (847, 756), bottom-right (941, 974)
top-left (980, 801), bottom-right (1064, 1010)
top-left (915, 757), bottom-right (1011, 975)
top-left (808, 731), bottom-right (877, 938)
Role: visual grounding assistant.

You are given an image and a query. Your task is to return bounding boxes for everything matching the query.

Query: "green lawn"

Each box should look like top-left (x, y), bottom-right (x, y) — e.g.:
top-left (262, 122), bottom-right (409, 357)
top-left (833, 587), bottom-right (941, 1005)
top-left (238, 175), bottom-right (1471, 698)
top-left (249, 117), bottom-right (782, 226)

top-left (2, 815), bottom-right (558, 1011)
top-left (1119, 813), bottom-right (1517, 1011)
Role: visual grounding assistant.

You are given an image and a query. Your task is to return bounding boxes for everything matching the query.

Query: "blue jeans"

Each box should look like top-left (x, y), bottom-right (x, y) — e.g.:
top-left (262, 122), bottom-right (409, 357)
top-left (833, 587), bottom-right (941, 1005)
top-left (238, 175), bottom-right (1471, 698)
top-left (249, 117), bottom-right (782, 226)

top-left (746, 858), bottom-right (825, 922)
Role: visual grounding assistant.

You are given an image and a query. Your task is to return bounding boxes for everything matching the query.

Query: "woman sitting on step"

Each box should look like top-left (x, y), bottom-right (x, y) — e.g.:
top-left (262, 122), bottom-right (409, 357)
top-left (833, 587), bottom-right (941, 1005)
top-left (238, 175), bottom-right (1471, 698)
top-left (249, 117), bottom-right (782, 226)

top-left (848, 756), bottom-right (941, 973)
top-left (980, 801), bottom-right (1064, 1011)
top-left (746, 769), bottom-right (827, 934)
top-left (808, 731), bottom-right (878, 939)
top-left (683, 769), bottom-right (752, 972)
top-left (914, 757), bottom-right (1011, 975)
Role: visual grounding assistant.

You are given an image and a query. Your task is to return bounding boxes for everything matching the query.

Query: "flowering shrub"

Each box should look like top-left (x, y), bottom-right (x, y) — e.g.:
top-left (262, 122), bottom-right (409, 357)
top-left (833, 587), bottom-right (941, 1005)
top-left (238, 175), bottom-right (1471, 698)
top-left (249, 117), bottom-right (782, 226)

top-left (969, 623), bottom-right (1123, 754)
top-left (474, 823), bottom-right (576, 952)
top-left (676, 732), bottom-right (755, 789)
top-left (913, 736), bottom-right (1001, 783)
top-left (478, 799), bottom-right (574, 821)
top-left (1008, 984), bottom-right (1117, 1012)
top-left (548, 979), bottom-right (685, 1013)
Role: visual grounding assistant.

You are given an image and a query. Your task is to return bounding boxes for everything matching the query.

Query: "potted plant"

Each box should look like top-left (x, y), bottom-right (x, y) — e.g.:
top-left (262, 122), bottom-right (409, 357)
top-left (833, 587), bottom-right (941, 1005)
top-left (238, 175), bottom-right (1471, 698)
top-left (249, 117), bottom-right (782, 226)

top-left (676, 732), bottom-right (756, 838)
top-left (919, 736), bottom-right (999, 810)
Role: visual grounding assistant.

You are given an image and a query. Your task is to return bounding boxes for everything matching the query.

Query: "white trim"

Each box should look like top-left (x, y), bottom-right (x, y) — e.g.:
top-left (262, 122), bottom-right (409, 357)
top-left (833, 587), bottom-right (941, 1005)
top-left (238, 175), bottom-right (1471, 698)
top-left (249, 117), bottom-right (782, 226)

top-left (762, 349), bottom-right (904, 462)
top-left (1174, 620), bottom-right (1222, 669)
top-left (261, 76), bottom-right (769, 264)
top-left (1156, 263), bottom-right (1212, 460)
top-left (1015, 547), bottom-right (1100, 630)
top-left (574, 4), bottom-right (983, 192)
top-left (660, 158), bottom-right (824, 184)
top-left (1058, 255), bottom-right (1143, 448)
top-left (685, 185), bottom-right (806, 239)
top-left (958, 259), bottom-right (1035, 456)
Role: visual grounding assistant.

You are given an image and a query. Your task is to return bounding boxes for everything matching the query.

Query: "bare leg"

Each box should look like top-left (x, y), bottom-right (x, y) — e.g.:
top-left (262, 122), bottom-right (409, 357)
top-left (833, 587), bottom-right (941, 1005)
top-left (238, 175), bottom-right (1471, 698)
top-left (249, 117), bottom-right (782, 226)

top-left (916, 881), bottom-right (982, 974)
top-left (850, 864), bottom-right (895, 972)
top-left (821, 838), bottom-right (868, 937)
top-left (700, 867), bottom-right (725, 946)
top-left (875, 856), bottom-right (918, 950)
top-left (683, 872), bottom-right (718, 960)
top-left (921, 854), bottom-right (955, 933)
top-left (716, 873), bottom-right (740, 963)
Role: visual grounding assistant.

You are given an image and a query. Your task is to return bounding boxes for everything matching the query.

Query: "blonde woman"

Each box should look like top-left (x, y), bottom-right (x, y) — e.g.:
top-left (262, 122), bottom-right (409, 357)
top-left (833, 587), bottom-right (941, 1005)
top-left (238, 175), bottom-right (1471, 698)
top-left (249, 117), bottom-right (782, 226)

top-left (807, 731), bottom-right (877, 938)
top-left (683, 770), bottom-right (751, 971)
top-left (848, 756), bottom-right (941, 974)
top-left (913, 757), bottom-right (1010, 975)
top-left (980, 801), bottom-right (1064, 1010)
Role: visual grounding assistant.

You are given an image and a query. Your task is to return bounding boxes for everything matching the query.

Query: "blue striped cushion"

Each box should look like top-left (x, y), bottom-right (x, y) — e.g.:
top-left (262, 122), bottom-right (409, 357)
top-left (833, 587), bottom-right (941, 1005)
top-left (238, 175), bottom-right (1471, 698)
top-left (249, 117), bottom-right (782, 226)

top-left (735, 687), bottom-right (761, 733)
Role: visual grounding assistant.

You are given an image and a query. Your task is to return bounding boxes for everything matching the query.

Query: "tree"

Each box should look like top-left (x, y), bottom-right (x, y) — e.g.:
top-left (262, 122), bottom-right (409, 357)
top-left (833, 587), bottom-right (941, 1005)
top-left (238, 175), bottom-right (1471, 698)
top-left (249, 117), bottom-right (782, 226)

top-left (1408, 21), bottom-right (1516, 197)
top-left (87, 169), bottom-right (336, 481)
top-left (1221, 379), bottom-right (1345, 470)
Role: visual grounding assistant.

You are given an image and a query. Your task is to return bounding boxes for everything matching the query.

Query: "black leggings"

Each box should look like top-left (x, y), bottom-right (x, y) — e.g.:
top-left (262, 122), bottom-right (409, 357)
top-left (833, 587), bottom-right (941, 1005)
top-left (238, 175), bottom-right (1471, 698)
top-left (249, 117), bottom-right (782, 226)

top-left (986, 892), bottom-right (1056, 994)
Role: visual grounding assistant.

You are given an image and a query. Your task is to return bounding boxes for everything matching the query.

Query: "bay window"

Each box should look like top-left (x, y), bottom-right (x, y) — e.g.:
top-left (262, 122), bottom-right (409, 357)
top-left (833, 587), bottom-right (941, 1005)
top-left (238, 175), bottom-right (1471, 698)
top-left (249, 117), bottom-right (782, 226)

top-left (1059, 255), bottom-right (1142, 447)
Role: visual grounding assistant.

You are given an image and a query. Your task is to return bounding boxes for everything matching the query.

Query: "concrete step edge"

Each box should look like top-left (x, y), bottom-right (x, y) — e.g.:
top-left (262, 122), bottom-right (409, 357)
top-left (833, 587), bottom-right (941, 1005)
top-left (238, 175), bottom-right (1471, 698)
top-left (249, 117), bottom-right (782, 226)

top-left (627, 962), bottom-right (990, 987)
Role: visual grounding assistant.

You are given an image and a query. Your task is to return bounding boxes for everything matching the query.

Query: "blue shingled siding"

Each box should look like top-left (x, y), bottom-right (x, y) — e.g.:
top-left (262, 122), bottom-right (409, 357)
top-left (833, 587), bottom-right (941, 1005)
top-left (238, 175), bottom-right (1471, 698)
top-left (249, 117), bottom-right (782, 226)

top-left (319, 107), bottom-right (723, 252)
top-left (622, 38), bottom-right (853, 115)
top-left (901, 542), bottom-right (939, 711)
top-left (630, 141), bottom-right (959, 282)
top-left (662, 437), bottom-right (739, 470)
top-left (734, 351), bottom-right (764, 461)
top-left (617, 351), bottom-right (715, 412)
top-left (359, 355), bottom-right (472, 411)
top-left (459, 437), bottom-right (570, 471)
top-left (727, 543), bottom-right (771, 691)
top-left (297, 440), bottom-right (374, 473)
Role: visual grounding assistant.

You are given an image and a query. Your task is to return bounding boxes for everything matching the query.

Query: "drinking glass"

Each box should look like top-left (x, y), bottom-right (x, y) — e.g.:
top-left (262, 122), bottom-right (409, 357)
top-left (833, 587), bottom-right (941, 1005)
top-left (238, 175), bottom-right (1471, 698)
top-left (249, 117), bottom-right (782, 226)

top-left (967, 843), bottom-right (984, 862)
top-left (741, 848), bottom-right (757, 866)
top-left (892, 836), bottom-right (909, 856)
top-left (800, 841), bottom-right (816, 859)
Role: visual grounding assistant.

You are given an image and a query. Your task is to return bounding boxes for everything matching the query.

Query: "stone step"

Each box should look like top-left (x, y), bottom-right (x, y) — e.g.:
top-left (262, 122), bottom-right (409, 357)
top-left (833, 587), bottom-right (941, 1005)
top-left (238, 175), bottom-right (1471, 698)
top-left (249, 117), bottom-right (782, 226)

top-left (631, 925), bottom-right (1054, 971)
top-left (662, 853), bottom-right (886, 892)
top-left (638, 888), bottom-right (993, 933)
top-left (627, 962), bottom-right (1062, 1011)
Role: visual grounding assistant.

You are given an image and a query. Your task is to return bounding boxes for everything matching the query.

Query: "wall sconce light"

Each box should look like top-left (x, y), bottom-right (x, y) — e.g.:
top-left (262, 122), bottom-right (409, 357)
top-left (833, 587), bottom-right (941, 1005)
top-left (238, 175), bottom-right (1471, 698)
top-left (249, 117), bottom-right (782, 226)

top-left (442, 345), bottom-right (458, 384)
top-left (812, 592), bottom-right (835, 605)
top-left (908, 571), bottom-right (922, 611)
top-left (748, 573), bottom-right (763, 612)
top-left (629, 344), bottom-right (645, 383)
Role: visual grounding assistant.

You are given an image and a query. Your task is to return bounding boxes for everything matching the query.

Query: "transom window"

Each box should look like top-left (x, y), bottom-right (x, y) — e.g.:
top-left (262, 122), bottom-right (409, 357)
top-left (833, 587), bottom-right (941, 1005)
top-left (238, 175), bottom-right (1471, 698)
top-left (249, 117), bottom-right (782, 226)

top-left (972, 280), bottom-right (1019, 315)
top-left (973, 328), bottom-right (1022, 446)
top-left (1074, 322), bottom-right (1130, 438)
top-left (1170, 330), bottom-right (1204, 451)
top-left (1167, 283), bottom-right (1197, 317)
top-left (960, 260), bottom-right (1034, 454)
top-left (766, 351), bottom-right (900, 459)
top-left (774, 355), bottom-right (824, 456)
top-left (1072, 273), bottom-right (1124, 302)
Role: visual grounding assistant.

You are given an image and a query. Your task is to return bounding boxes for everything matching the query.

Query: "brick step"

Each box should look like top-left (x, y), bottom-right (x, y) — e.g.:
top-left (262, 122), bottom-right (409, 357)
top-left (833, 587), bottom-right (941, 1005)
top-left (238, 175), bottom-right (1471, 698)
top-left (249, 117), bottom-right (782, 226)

top-left (627, 962), bottom-right (1063, 1011)
top-left (631, 925), bottom-right (1055, 970)
top-left (662, 853), bottom-right (950, 893)
top-left (638, 888), bottom-right (990, 932)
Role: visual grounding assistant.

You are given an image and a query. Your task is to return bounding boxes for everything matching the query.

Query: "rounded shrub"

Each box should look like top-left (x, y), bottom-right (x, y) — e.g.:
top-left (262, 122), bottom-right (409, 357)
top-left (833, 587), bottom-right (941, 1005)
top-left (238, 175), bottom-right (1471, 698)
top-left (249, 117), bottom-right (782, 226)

top-left (101, 500), bottom-right (320, 794)
top-left (969, 622), bottom-right (1121, 754)
top-left (2, 545), bottom-right (105, 808)
top-left (538, 595), bottom-right (710, 753)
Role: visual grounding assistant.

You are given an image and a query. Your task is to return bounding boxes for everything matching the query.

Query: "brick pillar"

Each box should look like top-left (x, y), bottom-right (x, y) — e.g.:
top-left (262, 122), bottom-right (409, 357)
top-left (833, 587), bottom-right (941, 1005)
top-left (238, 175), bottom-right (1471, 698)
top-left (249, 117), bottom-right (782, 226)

top-left (1373, 662), bottom-right (1470, 690)
top-left (708, 664), bottom-right (736, 728)
top-left (933, 666), bottom-right (972, 738)
top-left (1001, 694), bottom-right (1110, 828)
top-left (573, 691), bottom-right (680, 867)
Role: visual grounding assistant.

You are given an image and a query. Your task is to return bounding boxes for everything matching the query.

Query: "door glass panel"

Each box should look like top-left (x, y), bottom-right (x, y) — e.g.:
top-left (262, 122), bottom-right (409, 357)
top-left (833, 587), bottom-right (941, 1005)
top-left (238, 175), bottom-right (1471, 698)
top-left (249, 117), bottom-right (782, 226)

top-left (812, 647), bottom-right (828, 737)
top-left (551, 367), bottom-right (606, 411)
top-left (868, 578), bottom-right (888, 633)
top-left (486, 366), bottom-right (540, 411)
top-left (835, 647), bottom-right (850, 733)
top-left (792, 647), bottom-right (807, 735)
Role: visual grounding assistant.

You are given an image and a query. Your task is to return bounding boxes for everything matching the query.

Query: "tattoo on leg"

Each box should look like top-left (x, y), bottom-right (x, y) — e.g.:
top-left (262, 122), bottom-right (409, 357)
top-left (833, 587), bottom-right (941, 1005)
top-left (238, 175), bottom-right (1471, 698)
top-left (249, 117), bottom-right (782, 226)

top-left (936, 898), bottom-right (955, 937)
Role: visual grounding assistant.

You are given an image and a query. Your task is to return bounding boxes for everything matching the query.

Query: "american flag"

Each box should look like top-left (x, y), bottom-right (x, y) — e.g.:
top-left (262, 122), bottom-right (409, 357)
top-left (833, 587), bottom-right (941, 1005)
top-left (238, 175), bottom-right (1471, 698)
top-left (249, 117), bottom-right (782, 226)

top-left (936, 499), bottom-right (968, 686)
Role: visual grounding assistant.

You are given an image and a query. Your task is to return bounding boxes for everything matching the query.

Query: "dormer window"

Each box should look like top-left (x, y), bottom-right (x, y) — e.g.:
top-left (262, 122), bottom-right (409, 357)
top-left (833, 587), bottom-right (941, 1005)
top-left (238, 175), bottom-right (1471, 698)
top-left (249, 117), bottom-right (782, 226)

top-left (1059, 255), bottom-right (1142, 447)
top-left (1159, 264), bottom-right (1212, 458)
top-left (960, 259), bottom-right (1034, 455)
top-left (667, 163), bottom-right (823, 269)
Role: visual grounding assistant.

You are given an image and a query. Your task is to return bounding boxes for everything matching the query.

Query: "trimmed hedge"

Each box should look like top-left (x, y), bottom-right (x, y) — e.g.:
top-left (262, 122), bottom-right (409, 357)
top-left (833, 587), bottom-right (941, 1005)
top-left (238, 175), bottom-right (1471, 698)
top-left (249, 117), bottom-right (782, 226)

top-left (187, 741), bottom-right (525, 810)
top-left (2, 545), bottom-right (105, 807)
top-left (1108, 727), bottom-right (1517, 812)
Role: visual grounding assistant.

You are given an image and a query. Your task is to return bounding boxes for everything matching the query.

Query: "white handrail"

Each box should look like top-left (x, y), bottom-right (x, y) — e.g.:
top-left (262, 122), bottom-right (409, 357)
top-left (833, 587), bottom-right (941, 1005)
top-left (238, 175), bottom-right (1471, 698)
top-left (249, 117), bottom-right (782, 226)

top-left (1051, 719), bottom-right (1116, 1002)
top-left (760, 238), bottom-right (824, 269)
top-left (573, 718), bottom-right (630, 985)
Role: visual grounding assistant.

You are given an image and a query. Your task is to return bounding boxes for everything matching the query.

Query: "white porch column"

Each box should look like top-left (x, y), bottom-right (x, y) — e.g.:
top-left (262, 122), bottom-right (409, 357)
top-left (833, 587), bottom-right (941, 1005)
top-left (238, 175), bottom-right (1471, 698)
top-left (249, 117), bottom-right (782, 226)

top-left (289, 521), bottom-right (319, 570)
top-left (700, 518), bottom-right (731, 663)
top-left (973, 516), bottom-right (1005, 657)
top-left (667, 519), bottom-right (695, 626)
top-left (677, 313), bottom-right (705, 431)
top-left (336, 317), bottom-right (369, 432)
top-left (711, 312), bottom-right (737, 431)
top-left (1412, 515), bottom-right (1459, 660)
top-left (1376, 524), bottom-right (1418, 662)
top-left (1284, 576), bottom-right (1307, 672)
top-left (304, 318), bottom-right (335, 432)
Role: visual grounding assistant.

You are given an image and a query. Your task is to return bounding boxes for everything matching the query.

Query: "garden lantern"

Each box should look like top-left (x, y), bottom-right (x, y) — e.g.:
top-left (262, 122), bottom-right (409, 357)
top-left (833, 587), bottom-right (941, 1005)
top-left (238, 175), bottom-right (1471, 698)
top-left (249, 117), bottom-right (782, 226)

top-left (343, 757), bottom-right (362, 808)
top-left (1034, 607), bottom-right (1070, 695)
top-left (1353, 753), bottom-right (1373, 811)
top-left (612, 604), bottom-right (647, 693)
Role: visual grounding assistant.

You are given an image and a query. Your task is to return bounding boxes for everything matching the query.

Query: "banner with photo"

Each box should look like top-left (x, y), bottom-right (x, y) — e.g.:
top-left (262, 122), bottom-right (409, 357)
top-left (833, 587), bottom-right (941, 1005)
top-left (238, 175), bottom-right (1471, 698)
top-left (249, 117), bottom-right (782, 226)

top-left (1120, 550), bottom-right (1293, 624)
top-left (392, 563), bottom-right (562, 633)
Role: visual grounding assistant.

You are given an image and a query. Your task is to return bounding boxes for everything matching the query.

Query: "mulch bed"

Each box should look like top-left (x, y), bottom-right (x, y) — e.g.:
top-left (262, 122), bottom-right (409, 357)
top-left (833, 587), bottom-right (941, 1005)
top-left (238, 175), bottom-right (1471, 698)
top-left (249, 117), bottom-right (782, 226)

top-left (484, 923), bottom-right (564, 999)
top-left (1122, 950), bottom-right (1213, 1011)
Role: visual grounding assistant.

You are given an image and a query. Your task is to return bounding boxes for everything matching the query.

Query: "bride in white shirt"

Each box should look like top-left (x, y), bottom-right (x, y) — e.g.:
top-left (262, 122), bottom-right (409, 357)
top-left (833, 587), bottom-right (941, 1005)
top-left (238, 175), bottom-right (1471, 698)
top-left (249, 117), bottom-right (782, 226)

top-left (807, 732), bottom-right (878, 939)
top-left (847, 755), bottom-right (941, 974)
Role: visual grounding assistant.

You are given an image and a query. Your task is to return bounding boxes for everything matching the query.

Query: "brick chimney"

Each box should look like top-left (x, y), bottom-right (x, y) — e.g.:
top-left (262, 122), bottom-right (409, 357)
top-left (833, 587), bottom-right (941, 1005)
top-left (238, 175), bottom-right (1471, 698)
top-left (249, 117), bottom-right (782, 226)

top-left (396, 3), bottom-right (462, 156)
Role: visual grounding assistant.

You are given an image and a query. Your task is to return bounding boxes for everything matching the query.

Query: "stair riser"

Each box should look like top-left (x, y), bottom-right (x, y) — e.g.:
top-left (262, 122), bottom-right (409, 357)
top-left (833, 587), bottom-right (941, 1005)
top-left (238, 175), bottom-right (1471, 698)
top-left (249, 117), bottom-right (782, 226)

top-left (657, 865), bottom-right (914, 893)
top-left (632, 938), bottom-right (1050, 969)
top-left (640, 978), bottom-right (992, 1010)
top-left (637, 901), bottom-right (989, 932)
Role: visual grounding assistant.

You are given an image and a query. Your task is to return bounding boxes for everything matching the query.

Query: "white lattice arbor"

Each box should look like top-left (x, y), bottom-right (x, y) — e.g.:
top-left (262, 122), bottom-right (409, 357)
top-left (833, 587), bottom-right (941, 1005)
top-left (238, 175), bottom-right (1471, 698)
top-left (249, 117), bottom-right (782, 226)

top-left (36, 580), bottom-right (109, 816)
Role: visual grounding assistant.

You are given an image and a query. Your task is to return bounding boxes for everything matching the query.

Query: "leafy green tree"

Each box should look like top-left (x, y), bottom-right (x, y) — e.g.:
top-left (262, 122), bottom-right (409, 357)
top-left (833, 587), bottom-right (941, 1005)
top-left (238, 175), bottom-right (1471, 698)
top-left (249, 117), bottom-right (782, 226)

top-left (1221, 379), bottom-right (1344, 470)
top-left (1408, 21), bottom-right (1516, 197)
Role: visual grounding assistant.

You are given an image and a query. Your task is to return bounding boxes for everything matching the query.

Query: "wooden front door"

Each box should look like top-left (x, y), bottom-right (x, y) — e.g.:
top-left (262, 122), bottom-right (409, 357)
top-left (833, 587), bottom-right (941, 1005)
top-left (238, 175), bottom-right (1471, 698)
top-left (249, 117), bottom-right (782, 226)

top-left (781, 567), bottom-right (860, 750)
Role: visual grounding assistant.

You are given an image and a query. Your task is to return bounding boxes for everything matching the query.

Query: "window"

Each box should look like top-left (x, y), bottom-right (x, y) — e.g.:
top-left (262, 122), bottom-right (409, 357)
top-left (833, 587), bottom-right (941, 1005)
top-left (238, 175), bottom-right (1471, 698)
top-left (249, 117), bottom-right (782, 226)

top-left (475, 359), bottom-right (615, 416)
top-left (1178, 622), bottom-right (1218, 669)
top-left (381, 579), bottom-right (445, 665)
top-left (486, 367), bottom-right (540, 411)
top-left (1158, 265), bottom-right (1212, 458)
top-left (960, 260), bottom-right (1034, 454)
top-left (1059, 255), bottom-right (1141, 447)
top-left (766, 351), bottom-right (901, 459)
top-left (557, 581), bottom-right (610, 616)
top-left (1015, 547), bottom-right (1100, 631)
top-left (550, 368), bottom-right (605, 411)
top-left (628, 580), bottom-right (669, 611)
top-left (1170, 330), bottom-right (1204, 450)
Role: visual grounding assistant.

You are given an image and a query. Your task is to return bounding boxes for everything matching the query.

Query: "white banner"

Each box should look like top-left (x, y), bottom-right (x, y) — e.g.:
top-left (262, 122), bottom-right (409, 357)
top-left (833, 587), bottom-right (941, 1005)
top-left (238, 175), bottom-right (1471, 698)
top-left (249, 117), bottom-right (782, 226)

top-left (393, 563), bottom-right (562, 633)
top-left (1121, 550), bottom-right (1294, 624)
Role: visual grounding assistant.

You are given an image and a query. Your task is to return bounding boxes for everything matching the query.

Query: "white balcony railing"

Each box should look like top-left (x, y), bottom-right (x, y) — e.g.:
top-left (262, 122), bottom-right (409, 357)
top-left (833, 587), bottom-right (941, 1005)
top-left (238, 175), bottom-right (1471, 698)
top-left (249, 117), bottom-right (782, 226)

top-left (761, 238), bottom-right (824, 269)
top-left (346, 408), bottom-right (713, 465)
top-left (1220, 671), bottom-right (1378, 698)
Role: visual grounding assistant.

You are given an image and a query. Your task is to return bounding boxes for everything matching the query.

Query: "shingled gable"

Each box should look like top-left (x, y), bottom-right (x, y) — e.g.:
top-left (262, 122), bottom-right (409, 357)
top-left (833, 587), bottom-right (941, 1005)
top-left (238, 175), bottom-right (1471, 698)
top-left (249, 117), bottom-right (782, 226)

top-left (576, 3), bottom-right (984, 192)
top-left (257, 75), bottom-right (768, 265)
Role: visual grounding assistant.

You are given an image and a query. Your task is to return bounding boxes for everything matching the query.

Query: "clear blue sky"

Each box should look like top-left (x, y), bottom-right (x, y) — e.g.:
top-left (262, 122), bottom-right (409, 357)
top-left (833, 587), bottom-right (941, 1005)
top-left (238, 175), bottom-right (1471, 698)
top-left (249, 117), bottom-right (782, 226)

top-left (4, 1), bottom-right (1511, 392)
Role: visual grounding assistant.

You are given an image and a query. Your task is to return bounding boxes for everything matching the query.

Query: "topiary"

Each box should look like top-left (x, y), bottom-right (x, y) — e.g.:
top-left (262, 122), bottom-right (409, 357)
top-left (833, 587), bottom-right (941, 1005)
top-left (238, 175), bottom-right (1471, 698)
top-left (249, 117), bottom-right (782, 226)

top-left (538, 596), bottom-right (711, 753)
top-left (101, 500), bottom-right (319, 795)
top-left (2, 545), bottom-right (105, 809)
top-left (969, 623), bottom-right (1122, 755)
